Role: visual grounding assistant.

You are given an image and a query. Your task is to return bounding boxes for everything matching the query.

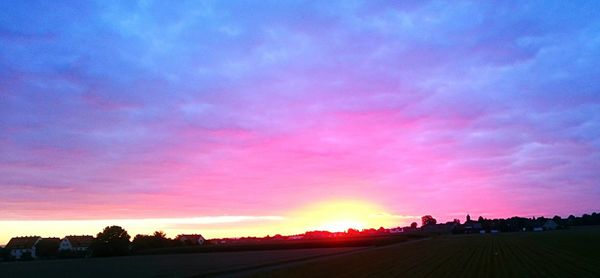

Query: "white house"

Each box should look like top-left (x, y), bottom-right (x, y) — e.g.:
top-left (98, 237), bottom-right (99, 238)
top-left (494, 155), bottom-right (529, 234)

top-left (542, 220), bottom-right (558, 230)
top-left (5, 236), bottom-right (41, 260)
top-left (177, 234), bottom-right (205, 245)
top-left (59, 235), bottom-right (94, 253)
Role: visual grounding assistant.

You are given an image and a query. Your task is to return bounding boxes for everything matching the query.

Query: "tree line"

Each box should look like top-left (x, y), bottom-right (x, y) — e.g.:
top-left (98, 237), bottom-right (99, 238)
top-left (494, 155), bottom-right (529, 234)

top-left (2, 212), bottom-right (599, 259)
top-left (91, 226), bottom-right (202, 257)
top-left (419, 212), bottom-right (600, 233)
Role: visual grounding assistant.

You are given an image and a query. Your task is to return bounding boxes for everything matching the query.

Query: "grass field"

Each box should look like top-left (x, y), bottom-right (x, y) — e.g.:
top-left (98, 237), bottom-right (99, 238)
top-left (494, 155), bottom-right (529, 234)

top-left (0, 247), bottom-right (366, 277)
top-left (253, 226), bottom-right (600, 278)
top-left (1, 226), bottom-right (599, 277)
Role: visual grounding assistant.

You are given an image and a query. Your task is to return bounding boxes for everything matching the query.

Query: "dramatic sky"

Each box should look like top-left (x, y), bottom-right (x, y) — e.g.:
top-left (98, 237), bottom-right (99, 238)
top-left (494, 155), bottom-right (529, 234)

top-left (1, 1), bottom-right (600, 243)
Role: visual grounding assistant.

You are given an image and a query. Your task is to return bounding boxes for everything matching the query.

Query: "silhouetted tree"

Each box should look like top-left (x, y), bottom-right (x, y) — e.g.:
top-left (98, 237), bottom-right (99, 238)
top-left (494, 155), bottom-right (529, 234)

top-left (478, 216), bottom-right (484, 222)
top-left (421, 215), bottom-right (437, 227)
top-left (91, 226), bottom-right (131, 257)
top-left (131, 235), bottom-right (153, 252)
top-left (552, 215), bottom-right (561, 221)
top-left (567, 215), bottom-right (576, 225)
top-left (132, 231), bottom-right (171, 252)
top-left (154, 230), bottom-right (167, 238)
top-left (410, 222), bottom-right (418, 229)
top-left (552, 215), bottom-right (563, 226)
top-left (453, 219), bottom-right (461, 224)
top-left (347, 228), bottom-right (360, 236)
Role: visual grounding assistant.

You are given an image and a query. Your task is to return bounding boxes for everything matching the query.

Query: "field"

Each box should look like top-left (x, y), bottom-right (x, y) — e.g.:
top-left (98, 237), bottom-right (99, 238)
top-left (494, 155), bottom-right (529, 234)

top-left (1, 226), bottom-right (599, 277)
top-left (0, 247), bottom-right (367, 277)
top-left (254, 226), bottom-right (600, 277)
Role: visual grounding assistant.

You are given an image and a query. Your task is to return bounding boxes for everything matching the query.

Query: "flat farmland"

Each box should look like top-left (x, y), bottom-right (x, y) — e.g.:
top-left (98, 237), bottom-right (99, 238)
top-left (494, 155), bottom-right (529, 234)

top-left (0, 247), bottom-right (364, 277)
top-left (2, 227), bottom-right (599, 277)
top-left (253, 226), bottom-right (600, 277)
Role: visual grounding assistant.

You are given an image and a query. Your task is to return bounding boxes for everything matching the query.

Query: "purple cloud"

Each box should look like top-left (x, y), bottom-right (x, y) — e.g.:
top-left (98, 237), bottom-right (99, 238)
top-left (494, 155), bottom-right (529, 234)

top-left (0, 0), bottom-right (599, 226)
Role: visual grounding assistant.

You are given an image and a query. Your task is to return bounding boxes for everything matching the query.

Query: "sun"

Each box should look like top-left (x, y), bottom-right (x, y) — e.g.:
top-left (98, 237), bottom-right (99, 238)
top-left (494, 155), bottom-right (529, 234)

top-left (319, 220), bottom-right (365, 232)
top-left (289, 200), bottom-right (392, 232)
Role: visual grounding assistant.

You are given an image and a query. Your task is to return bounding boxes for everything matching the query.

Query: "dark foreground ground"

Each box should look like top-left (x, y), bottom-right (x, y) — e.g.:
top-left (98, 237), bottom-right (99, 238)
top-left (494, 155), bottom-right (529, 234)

top-left (1, 226), bottom-right (599, 277)
top-left (254, 226), bottom-right (600, 278)
top-left (0, 247), bottom-right (363, 277)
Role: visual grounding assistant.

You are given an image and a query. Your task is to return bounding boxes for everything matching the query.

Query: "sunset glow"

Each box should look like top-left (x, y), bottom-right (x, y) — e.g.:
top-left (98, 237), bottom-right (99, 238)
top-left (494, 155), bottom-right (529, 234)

top-left (0, 200), bottom-right (409, 243)
top-left (290, 200), bottom-right (400, 232)
top-left (1, 1), bottom-right (600, 246)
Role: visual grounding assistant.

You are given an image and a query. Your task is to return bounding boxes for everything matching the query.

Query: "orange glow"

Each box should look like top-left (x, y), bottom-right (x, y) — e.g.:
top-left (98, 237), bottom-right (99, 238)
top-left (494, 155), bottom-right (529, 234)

top-left (287, 200), bottom-right (398, 232)
top-left (0, 200), bottom-right (415, 245)
top-left (320, 220), bottom-right (365, 232)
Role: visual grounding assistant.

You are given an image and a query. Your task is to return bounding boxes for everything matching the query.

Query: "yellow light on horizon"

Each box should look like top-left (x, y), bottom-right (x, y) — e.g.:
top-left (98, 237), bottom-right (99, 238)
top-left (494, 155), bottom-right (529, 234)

top-left (319, 220), bottom-right (365, 232)
top-left (0, 200), bottom-right (415, 245)
top-left (286, 200), bottom-right (397, 232)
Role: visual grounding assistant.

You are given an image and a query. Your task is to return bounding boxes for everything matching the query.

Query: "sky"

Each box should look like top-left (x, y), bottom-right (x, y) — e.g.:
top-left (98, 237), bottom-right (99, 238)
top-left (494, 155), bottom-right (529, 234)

top-left (1, 1), bottom-right (600, 244)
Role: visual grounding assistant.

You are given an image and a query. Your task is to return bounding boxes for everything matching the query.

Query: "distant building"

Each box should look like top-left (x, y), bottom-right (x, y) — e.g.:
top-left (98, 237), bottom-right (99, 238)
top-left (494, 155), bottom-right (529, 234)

top-left (421, 223), bottom-right (457, 234)
top-left (402, 226), bottom-right (418, 233)
top-left (59, 235), bottom-right (94, 253)
top-left (35, 238), bottom-right (61, 258)
top-left (5, 236), bottom-right (41, 259)
top-left (463, 221), bottom-right (483, 233)
top-left (533, 227), bottom-right (543, 232)
top-left (389, 228), bottom-right (402, 234)
top-left (178, 234), bottom-right (205, 245)
top-left (542, 220), bottom-right (558, 230)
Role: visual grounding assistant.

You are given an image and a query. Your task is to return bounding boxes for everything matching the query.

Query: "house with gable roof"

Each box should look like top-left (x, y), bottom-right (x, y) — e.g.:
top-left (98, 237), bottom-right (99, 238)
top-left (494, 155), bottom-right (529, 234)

top-left (5, 236), bottom-right (41, 260)
top-left (177, 234), bottom-right (205, 245)
top-left (59, 235), bottom-right (94, 254)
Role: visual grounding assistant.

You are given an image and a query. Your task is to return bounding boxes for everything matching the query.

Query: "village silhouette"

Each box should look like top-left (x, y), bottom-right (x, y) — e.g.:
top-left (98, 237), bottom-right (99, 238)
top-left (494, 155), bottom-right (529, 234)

top-left (3, 212), bottom-right (599, 261)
